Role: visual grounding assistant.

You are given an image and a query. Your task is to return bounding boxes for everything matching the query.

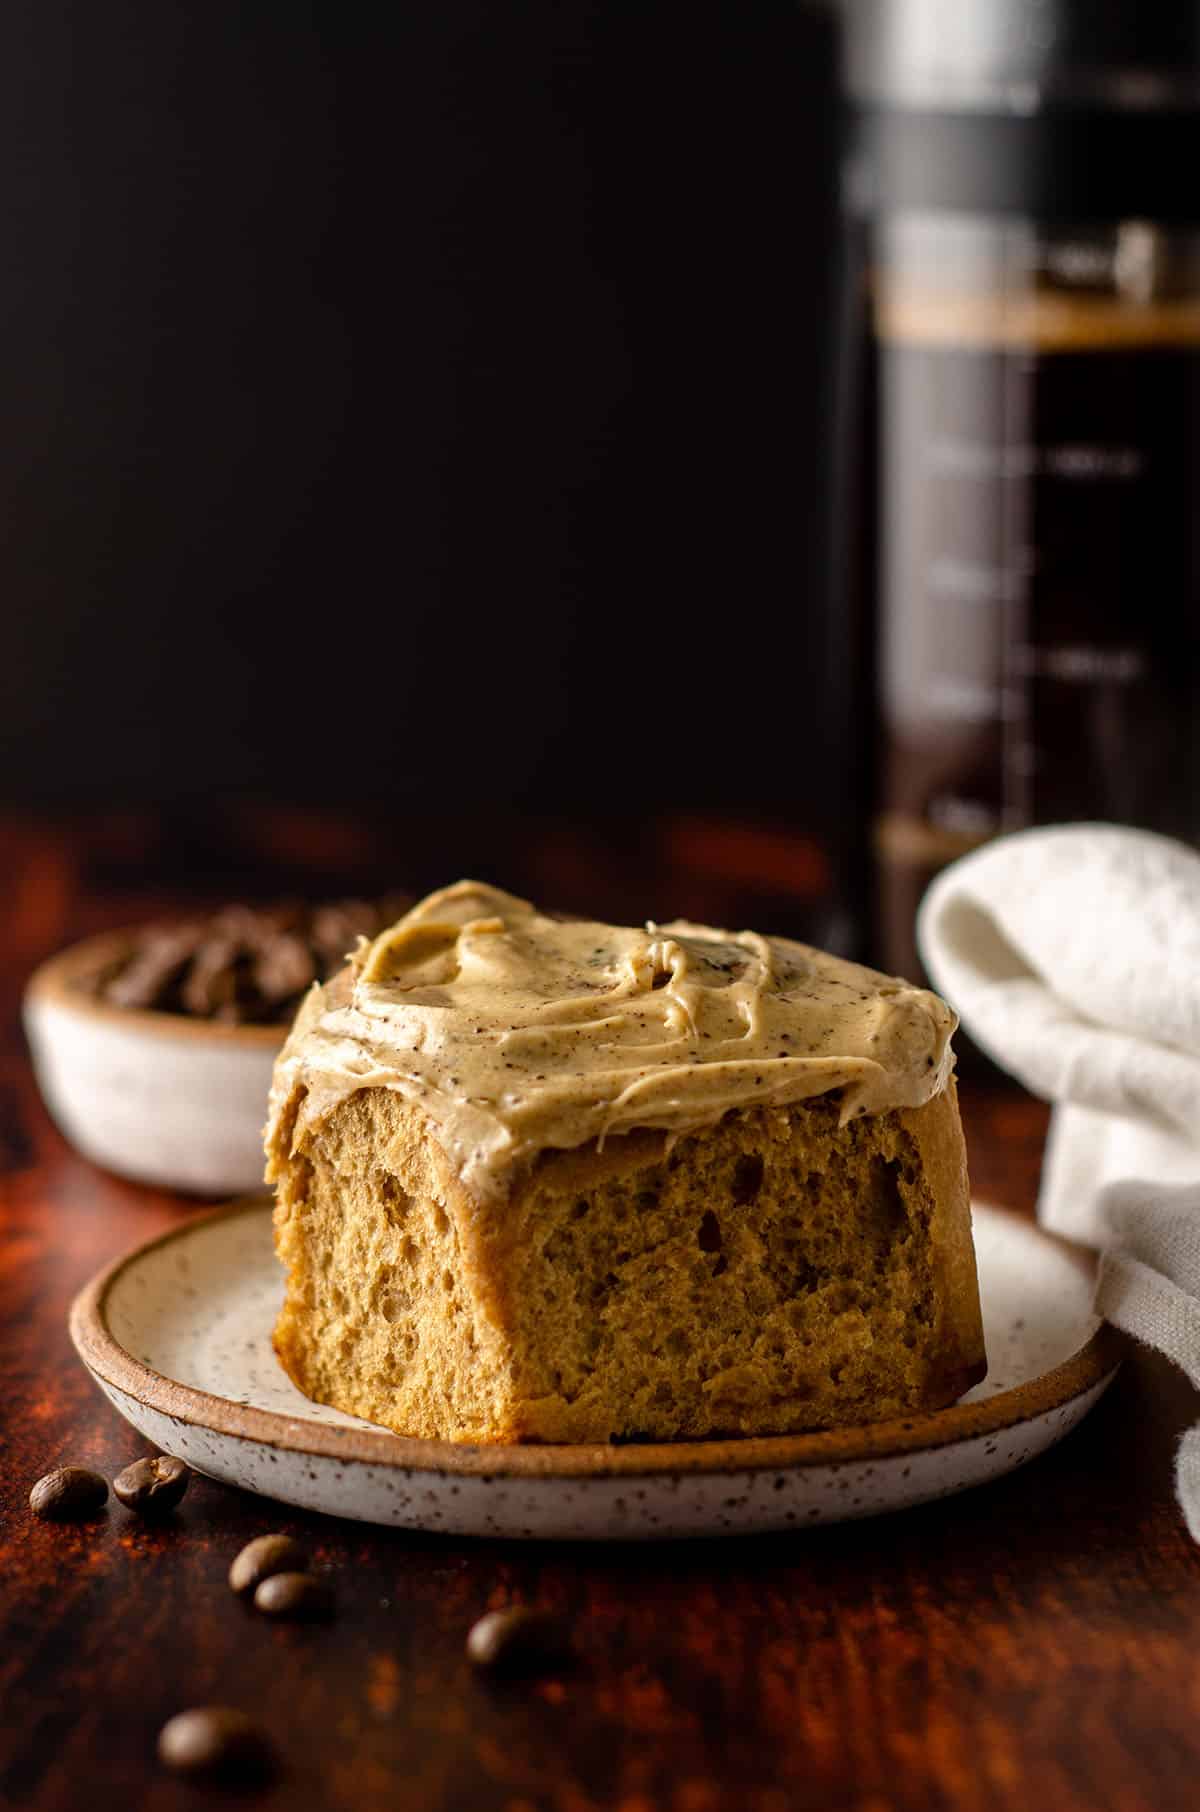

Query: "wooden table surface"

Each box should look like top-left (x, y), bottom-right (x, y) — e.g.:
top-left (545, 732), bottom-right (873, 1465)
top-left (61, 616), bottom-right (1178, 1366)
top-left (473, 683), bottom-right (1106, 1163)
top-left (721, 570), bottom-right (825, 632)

top-left (2, 812), bottom-right (1199, 1812)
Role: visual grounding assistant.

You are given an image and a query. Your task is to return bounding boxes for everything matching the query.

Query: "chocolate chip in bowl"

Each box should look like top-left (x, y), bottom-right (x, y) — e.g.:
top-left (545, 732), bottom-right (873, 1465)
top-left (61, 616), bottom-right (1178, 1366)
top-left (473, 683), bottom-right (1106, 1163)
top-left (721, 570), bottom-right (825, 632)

top-left (23, 894), bottom-right (411, 1195)
top-left (94, 897), bottom-right (412, 1028)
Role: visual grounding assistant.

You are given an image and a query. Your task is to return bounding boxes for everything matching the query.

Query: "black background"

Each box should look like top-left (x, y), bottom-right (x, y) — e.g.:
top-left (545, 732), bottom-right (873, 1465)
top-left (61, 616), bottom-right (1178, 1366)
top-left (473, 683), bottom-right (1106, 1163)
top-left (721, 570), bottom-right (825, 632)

top-left (0, 2), bottom-right (839, 815)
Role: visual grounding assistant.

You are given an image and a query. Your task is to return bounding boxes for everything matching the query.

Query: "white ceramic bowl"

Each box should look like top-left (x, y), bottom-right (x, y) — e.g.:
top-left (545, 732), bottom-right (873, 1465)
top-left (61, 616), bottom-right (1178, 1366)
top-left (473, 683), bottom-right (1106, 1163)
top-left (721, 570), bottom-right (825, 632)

top-left (24, 931), bottom-right (285, 1195)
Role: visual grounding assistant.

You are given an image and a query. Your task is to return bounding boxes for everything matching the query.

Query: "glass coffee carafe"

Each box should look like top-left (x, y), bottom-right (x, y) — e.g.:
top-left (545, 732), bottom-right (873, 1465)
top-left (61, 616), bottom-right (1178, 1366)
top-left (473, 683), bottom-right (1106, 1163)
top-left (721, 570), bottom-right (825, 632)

top-left (834, 1), bottom-right (1200, 976)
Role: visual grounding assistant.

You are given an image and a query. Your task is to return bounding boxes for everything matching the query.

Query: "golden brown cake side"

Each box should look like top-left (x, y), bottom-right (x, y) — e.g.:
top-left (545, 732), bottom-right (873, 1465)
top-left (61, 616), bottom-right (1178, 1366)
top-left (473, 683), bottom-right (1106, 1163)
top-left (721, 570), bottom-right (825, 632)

top-left (269, 1079), bottom-right (985, 1445)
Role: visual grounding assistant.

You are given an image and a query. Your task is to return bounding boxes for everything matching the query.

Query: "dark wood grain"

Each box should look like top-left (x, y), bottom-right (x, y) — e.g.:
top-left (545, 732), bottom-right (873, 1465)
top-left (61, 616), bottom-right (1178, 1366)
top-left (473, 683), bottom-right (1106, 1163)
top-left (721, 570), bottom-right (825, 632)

top-left (2, 812), bottom-right (1198, 1812)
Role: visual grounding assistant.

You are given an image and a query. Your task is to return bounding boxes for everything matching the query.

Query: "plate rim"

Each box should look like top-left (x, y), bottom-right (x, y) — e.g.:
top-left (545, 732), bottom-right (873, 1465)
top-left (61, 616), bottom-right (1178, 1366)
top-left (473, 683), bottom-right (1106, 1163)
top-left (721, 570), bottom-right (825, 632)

top-left (69, 1198), bottom-right (1124, 1481)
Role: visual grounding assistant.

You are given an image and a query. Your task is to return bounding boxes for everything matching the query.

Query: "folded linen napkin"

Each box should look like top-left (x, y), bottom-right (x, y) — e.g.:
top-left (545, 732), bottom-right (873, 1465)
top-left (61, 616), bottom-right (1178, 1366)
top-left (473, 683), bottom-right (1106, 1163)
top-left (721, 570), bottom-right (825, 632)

top-left (918, 823), bottom-right (1200, 1538)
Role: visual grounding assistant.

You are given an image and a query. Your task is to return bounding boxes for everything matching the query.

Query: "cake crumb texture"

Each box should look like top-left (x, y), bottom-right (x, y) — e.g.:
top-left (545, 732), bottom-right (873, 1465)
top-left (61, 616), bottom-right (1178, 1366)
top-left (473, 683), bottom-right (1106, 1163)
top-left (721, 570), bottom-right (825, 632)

top-left (270, 1081), bottom-right (984, 1444)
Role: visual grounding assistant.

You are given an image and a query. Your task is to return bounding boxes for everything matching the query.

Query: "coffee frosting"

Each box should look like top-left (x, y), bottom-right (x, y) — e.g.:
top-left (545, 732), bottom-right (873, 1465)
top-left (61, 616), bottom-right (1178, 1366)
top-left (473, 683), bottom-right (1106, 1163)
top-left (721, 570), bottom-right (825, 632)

top-left (266, 881), bottom-right (957, 1204)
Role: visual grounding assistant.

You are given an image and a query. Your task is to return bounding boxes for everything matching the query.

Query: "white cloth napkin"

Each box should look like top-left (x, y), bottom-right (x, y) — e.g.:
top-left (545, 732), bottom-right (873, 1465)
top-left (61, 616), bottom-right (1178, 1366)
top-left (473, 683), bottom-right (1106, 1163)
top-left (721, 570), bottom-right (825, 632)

top-left (917, 823), bottom-right (1200, 1538)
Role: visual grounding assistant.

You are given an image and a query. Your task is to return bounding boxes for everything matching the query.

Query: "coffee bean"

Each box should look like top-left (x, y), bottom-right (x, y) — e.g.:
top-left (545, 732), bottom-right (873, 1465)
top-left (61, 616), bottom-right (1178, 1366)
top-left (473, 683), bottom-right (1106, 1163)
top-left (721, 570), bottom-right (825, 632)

top-left (112, 1455), bottom-right (191, 1517)
top-left (28, 1467), bottom-right (108, 1521)
top-left (157, 1707), bottom-right (273, 1781)
top-left (229, 1533), bottom-right (309, 1596)
top-left (253, 1571), bottom-right (333, 1620)
top-left (465, 1607), bottom-right (571, 1674)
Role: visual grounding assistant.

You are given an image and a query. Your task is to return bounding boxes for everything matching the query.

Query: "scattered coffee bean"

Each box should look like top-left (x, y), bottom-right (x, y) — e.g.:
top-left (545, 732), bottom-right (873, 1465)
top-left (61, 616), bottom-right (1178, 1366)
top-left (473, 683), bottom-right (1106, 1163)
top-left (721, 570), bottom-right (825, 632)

top-left (112, 1455), bottom-right (191, 1517)
top-left (157, 1707), bottom-right (274, 1781)
top-left (253, 1571), bottom-right (333, 1620)
top-left (28, 1467), bottom-right (108, 1521)
top-left (229, 1532), bottom-right (309, 1596)
top-left (465, 1607), bottom-right (571, 1674)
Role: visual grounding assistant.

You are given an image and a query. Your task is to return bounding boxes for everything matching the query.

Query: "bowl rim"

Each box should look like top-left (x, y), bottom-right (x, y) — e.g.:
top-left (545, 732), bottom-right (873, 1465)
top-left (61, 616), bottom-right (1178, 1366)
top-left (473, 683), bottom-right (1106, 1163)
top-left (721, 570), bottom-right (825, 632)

top-left (24, 929), bottom-right (287, 1048)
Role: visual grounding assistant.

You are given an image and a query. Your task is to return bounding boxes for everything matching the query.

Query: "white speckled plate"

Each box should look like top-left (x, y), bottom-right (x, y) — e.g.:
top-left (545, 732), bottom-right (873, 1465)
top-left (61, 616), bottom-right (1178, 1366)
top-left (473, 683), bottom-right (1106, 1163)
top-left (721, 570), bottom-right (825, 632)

top-left (70, 1201), bottom-right (1122, 1540)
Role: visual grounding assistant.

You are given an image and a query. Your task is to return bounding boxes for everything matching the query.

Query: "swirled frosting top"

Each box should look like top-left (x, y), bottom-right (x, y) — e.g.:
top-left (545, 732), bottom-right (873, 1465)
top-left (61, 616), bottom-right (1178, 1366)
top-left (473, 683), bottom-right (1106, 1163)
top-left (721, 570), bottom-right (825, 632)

top-left (267, 880), bottom-right (956, 1204)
